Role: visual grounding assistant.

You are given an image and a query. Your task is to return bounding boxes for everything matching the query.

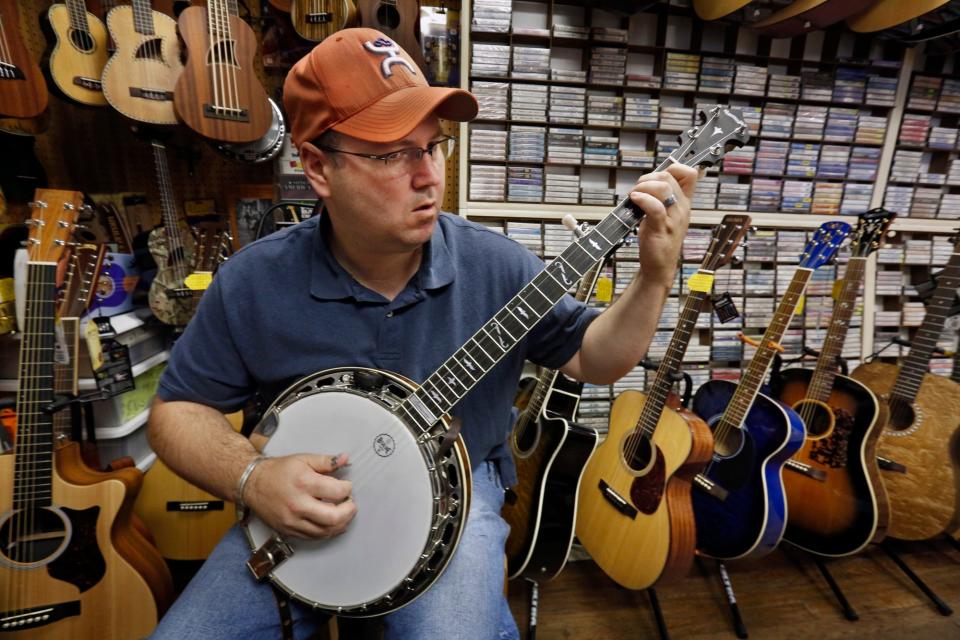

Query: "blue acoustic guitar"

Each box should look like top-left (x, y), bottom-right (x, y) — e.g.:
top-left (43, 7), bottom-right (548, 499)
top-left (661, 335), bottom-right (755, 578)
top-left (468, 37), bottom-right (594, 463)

top-left (691, 221), bottom-right (851, 560)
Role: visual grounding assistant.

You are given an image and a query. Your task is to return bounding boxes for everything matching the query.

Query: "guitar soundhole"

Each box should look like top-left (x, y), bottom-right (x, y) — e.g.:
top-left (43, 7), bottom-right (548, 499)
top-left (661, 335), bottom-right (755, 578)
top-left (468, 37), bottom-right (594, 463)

top-left (621, 431), bottom-right (653, 472)
top-left (886, 397), bottom-right (916, 432)
top-left (794, 400), bottom-right (833, 437)
top-left (377, 4), bottom-right (401, 30)
top-left (69, 29), bottom-right (96, 53)
top-left (0, 508), bottom-right (70, 565)
top-left (712, 425), bottom-right (743, 458)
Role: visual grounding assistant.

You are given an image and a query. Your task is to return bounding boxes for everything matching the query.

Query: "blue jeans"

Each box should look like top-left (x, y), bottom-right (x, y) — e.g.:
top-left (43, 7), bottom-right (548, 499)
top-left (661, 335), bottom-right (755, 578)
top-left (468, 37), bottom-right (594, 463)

top-left (151, 461), bottom-right (520, 640)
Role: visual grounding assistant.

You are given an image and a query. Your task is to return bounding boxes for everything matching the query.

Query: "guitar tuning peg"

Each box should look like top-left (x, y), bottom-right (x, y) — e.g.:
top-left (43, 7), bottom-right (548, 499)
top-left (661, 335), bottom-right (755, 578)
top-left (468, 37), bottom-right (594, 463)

top-left (30, 200), bottom-right (48, 209)
top-left (562, 213), bottom-right (589, 239)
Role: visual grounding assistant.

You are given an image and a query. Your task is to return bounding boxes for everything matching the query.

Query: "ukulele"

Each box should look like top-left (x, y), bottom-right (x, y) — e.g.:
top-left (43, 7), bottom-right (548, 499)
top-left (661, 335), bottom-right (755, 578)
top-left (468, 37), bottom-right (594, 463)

top-left (47, 0), bottom-right (110, 106)
top-left (0, 1), bottom-right (49, 118)
top-left (147, 140), bottom-right (200, 325)
top-left (0, 189), bottom-right (160, 638)
top-left (691, 221), bottom-right (850, 560)
top-left (502, 254), bottom-right (605, 582)
top-left (101, 0), bottom-right (184, 124)
top-left (576, 215), bottom-right (749, 589)
top-left (850, 232), bottom-right (960, 541)
top-left (772, 209), bottom-right (896, 556)
top-left (357, 0), bottom-right (425, 69)
top-left (174, 0), bottom-right (272, 143)
top-left (291, 0), bottom-right (358, 42)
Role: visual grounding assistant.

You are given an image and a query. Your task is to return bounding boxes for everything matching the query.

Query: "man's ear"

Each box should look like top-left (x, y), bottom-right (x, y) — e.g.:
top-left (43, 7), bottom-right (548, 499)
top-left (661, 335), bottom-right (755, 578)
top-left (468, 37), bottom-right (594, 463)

top-left (299, 142), bottom-right (333, 199)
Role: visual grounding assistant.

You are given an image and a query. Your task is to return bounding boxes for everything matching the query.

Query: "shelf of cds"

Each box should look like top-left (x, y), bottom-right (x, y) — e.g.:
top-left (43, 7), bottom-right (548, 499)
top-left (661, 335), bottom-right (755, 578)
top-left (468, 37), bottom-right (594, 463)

top-left (456, 0), bottom-right (960, 234)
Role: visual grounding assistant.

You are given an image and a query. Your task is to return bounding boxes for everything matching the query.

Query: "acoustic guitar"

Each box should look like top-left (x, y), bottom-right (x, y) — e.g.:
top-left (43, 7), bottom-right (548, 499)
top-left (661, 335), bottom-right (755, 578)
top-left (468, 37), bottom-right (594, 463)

top-left (47, 0), bottom-right (109, 106)
top-left (576, 215), bottom-right (749, 589)
top-left (0, 1), bottom-right (49, 118)
top-left (101, 0), bottom-right (184, 124)
top-left (750, 0), bottom-right (875, 38)
top-left (691, 221), bottom-right (850, 560)
top-left (771, 209), bottom-right (896, 557)
top-left (291, 0), bottom-right (358, 42)
top-left (357, 0), bottom-right (425, 69)
top-left (147, 140), bottom-right (200, 325)
top-left (502, 255), bottom-right (605, 582)
top-left (851, 233), bottom-right (960, 541)
top-left (0, 189), bottom-right (159, 638)
top-left (174, 0), bottom-right (272, 143)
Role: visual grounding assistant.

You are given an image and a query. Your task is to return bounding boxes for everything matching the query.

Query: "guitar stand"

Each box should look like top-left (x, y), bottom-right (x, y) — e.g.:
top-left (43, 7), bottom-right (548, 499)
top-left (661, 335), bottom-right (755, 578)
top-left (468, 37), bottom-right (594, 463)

top-left (526, 579), bottom-right (539, 640)
top-left (781, 544), bottom-right (858, 621)
top-left (646, 587), bottom-right (671, 640)
top-left (696, 557), bottom-right (748, 638)
top-left (880, 540), bottom-right (953, 616)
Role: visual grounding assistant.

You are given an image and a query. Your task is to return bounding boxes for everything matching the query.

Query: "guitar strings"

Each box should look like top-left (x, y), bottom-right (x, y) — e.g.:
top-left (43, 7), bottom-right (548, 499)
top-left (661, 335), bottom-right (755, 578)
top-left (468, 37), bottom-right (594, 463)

top-left (0, 14), bottom-right (12, 74)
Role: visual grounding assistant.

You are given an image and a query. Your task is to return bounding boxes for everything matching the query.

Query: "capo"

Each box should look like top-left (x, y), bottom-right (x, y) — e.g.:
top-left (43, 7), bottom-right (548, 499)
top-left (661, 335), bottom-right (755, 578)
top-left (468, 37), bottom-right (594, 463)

top-left (737, 332), bottom-right (785, 353)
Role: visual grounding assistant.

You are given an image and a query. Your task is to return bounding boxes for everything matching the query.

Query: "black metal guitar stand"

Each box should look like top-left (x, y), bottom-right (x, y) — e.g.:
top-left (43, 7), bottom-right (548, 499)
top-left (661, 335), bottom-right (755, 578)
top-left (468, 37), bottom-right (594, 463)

top-left (880, 540), bottom-right (953, 616)
top-left (695, 556), bottom-right (748, 638)
top-left (646, 587), bottom-right (670, 640)
top-left (781, 544), bottom-right (859, 621)
top-left (525, 579), bottom-right (539, 640)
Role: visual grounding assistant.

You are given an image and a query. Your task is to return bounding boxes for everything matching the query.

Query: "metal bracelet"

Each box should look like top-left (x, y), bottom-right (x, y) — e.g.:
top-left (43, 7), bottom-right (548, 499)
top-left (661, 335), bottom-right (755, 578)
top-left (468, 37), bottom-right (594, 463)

top-left (235, 454), bottom-right (267, 512)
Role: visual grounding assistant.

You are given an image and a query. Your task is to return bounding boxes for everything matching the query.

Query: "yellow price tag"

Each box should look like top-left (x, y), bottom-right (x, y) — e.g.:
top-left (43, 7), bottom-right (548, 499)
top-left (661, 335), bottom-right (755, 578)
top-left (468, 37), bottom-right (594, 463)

top-left (595, 276), bottom-right (613, 303)
top-left (831, 279), bottom-right (844, 301)
top-left (184, 271), bottom-right (213, 291)
top-left (795, 294), bottom-right (805, 315)
top-left (85, 319), bottom-right (104, 371)
top-left (687, 272), bottom-right (715, 293)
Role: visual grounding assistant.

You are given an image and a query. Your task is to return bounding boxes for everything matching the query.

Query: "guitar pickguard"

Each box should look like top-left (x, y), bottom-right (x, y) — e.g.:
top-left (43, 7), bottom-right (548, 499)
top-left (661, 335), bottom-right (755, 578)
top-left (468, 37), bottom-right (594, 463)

top-left (629, 448), bottom-right (665, 515)
top-left (809, 408), bottom-right (854, 469)
top-left (47, 506), bottom-right (105, 593)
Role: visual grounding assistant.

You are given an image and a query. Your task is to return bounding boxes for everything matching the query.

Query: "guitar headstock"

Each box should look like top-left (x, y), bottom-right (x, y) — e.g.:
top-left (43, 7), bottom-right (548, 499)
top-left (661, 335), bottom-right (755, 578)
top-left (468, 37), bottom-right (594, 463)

top-left (675, 106), bottom-right (752, 169)
top-left (58, 243), bottom-right (107, 318)
top-left (26, 189), bottom-right (82, 263)
top-left (799, 221), bottom-right (852, 269)
top-left (850, 208), bottom-right (896, 258)
top-left (700, 214), bottom-right (752, 271)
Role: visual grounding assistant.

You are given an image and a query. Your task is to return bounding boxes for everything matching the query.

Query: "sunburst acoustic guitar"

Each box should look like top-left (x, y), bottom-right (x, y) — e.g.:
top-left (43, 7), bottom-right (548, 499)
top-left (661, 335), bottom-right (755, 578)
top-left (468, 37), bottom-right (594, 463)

top-left (771, 209), bottom-right (896, 557)
top-left (576, 215), bottom-right (749, 589)
top-left (850, 232), bottom-right (960, 541)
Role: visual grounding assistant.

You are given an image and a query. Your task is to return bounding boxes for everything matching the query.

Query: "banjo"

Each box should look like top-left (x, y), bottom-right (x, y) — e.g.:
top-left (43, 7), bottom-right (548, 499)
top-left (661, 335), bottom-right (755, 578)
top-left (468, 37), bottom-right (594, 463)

top-left (240, 105), bottom-right (750, 617)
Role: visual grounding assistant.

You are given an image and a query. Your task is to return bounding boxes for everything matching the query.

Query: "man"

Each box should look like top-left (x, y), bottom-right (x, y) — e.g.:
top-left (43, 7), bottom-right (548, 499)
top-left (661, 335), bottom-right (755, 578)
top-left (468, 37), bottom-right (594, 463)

top-left (148, 28), bottom-right (697, 639)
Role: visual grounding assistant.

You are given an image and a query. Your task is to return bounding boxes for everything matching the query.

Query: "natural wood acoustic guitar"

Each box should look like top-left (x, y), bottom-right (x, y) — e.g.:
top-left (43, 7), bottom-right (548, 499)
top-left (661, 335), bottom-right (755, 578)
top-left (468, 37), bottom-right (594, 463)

top-left (0, 1), bottom-right (49, 118)
top-left (47, 0), bottom-right (110, 106)
top-left (291, 0), bottom-right (358, 42)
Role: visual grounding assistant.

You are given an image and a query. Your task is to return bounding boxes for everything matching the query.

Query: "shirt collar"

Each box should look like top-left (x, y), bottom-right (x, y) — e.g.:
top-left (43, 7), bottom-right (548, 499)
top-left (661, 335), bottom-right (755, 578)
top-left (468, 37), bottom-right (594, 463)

top-left (310, 212), bottom-right (455, 301)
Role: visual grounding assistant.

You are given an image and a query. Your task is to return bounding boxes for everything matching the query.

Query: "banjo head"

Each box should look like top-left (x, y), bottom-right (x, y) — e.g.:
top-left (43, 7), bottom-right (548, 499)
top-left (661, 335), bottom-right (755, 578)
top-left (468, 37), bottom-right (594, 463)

top-left (213, 97), bottom-right (286, 163)
top-left (243, 367), bottom-right (471, 616)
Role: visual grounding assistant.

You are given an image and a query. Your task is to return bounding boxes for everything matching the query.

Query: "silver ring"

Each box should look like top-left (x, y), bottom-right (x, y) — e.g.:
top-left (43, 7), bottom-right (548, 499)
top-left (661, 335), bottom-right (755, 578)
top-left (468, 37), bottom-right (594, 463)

top-left (663, 194), bottom-right (678, 208)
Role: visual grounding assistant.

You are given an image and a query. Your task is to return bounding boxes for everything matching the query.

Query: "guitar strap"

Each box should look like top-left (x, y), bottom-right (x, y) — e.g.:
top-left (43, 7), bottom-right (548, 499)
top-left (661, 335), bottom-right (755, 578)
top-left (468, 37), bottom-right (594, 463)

top-left (270, 582), bottom-right (295, 640)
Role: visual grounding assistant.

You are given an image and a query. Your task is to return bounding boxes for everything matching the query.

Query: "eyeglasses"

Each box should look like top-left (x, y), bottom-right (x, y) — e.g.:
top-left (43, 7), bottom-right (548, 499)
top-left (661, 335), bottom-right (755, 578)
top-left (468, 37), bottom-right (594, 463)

top-left (317, 136), bottom-right (457, 174)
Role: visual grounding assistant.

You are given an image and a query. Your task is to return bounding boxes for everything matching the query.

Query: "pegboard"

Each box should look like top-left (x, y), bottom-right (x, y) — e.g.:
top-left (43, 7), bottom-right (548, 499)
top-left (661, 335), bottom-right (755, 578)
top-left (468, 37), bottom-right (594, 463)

top-left (5, 1), bottom-right (285, 228)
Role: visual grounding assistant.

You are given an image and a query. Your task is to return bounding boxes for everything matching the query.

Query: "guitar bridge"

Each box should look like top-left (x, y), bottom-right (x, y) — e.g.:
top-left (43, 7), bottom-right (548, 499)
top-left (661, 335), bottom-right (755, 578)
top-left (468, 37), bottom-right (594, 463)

top-left (877, 456), bottom-right (907, 474)
top-left (203, 104), bottom-right (250, 123)
top-left (306, 12), bottom-right (332, 24)
top-left (784, 459), bottom-right (827, 481)
top-left (72, 76), bottom-right (102, 91)
top-left (598, 480), bottom-right (637, 519)
top-left (1, 601), bottom-right (81, 630)
top-left (167, 500), bottom-right (225, 512)
top-left (247, 535), bottom-right (294, 581)
top-left (693, 473), bottom-right (729, 502)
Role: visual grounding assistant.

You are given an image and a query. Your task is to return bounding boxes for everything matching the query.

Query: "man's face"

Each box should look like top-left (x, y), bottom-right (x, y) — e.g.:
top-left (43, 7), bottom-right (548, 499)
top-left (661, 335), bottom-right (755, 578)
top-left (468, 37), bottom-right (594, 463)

top-left (310, 116), bottom-right (448, 254)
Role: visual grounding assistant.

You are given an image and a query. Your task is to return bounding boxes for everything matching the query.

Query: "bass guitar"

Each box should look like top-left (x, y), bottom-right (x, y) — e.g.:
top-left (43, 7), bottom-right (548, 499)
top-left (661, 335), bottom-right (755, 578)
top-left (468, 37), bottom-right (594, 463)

top-left (147, 140), bottom-right (200, 325)
top-left (240, 106), bottom-right (749, 616)
top-left (0, 0), bottom-right (49, 118)
top-left (174, 0), bottom-right (272, 143)
top-left (851, 232), bottom-right (960, 541)
top-left (691, 221), bottom-right (850, 560)
top-left (357, 0), bottom-right (425, 69)
top-left (101, 0), bottom-right (184, 124)
top-left (576, 215), bottom-right (749, 589)
top-left (47, 0), bottom-right (109, 106)
top-left (291, 0), bottom-right (358, 42)
top-left (502, 253), bottom-right (605, 582)
top-left (0, 189), bottom-right (160, 638)
top-left (772, 209), bottom-right (895, 557)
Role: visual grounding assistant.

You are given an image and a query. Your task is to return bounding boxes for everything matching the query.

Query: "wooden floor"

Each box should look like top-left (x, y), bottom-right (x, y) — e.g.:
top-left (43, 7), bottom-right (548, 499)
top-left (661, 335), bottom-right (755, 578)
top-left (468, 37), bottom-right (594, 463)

top-left (508, 538), bottom-right (960, 639)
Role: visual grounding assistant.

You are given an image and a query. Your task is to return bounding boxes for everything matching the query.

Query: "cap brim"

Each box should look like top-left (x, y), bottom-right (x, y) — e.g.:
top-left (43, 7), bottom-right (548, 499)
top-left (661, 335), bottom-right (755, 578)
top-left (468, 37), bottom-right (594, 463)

top-left (331, 86), bottom-right (478, 143)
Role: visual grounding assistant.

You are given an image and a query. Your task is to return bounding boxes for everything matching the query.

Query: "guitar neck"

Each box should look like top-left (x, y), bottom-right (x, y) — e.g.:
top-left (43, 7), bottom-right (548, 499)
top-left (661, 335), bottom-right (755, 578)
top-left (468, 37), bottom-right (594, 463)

top-left (720, 268), bottom-right (812, 430)
top-left (892, 246), bottom-right (960, 403)
top-left (209, 0), bottom-right (234, 37)
top-left (65, 0), bottom-right (93, 34)
top-left (15, 262), bottom-right (58, 510)
top-left (152, 141), bottom-right (189, 275)
top-left (131, 0), bottom-right (156, 35)
top-left (807, 257), bottom-right (866, 403)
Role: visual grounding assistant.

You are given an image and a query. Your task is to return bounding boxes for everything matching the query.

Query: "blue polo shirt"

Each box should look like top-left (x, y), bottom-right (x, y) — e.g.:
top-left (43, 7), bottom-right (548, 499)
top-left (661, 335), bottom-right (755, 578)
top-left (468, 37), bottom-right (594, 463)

top-left (157, 212), bottom-right (599, 484)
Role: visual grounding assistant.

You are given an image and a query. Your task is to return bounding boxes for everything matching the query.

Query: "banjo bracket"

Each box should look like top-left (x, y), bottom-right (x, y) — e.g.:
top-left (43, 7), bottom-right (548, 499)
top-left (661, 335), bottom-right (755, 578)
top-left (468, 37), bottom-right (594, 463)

top-left (247, 534), bottom-right (294, 581)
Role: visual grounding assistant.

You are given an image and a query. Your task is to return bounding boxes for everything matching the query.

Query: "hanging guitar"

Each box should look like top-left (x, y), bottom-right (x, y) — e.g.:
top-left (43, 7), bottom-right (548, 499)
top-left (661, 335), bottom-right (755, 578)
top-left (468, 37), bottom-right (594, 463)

top-left (0, 189), bottom-right (160, 638)
top-left (850, 231), bottom-right (960, 541)
top-left (240, 106), bottom-right (749, 615)
top-left (577, 215), bottom-right (750, 589)
top-left (47, 0), bottom-right (110, 106)
top-left (101, 0), bottom-right (185, 124)
top-left (771, 209), bottom-right (896, 557)
top-left (290, 0), bottom-right (358, 42)
top-left (174, 0), bottom-right (272, 143)
top-left (502, 252), bottom-right (606, 582)
top-left (147, 140), bottom-right (200, 325)
top-left (0, 0), bottom-right (49, 118)
top-left (357, 0), bottom-right (425, 69)
top-left (691, 221), bottom-right (850, 560)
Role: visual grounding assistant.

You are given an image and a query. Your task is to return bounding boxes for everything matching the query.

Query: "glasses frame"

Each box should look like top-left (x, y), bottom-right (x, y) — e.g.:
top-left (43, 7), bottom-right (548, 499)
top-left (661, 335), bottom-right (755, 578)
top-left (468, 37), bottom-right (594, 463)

top-left (316, 136), bottom-right (457, 169)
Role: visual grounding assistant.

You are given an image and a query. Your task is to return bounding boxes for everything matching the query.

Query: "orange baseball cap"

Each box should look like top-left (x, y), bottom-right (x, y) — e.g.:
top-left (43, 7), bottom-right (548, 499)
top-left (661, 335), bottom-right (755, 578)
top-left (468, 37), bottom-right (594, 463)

top-left (283, 28), bottom-right (478, 147)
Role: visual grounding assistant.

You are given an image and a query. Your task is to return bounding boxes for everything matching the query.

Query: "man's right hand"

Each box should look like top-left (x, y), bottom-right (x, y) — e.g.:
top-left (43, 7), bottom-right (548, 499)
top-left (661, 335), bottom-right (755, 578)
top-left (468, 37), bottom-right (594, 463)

top-left (243, 453), bottom-right (357, 539)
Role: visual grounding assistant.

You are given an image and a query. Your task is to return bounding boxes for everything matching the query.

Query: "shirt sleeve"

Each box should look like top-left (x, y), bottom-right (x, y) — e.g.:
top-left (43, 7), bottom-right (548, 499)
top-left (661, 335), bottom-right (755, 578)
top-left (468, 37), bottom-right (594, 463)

top-left (156, 271), bottom-right (254, 412)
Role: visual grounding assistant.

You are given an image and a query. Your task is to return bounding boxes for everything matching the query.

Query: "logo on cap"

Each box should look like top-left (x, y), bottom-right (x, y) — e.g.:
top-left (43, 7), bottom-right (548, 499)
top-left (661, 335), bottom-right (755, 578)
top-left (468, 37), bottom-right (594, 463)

top-left (364, 37), bottom-right (417, 79)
